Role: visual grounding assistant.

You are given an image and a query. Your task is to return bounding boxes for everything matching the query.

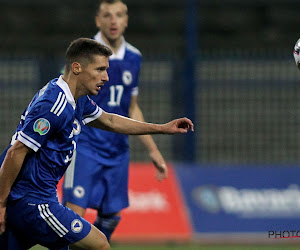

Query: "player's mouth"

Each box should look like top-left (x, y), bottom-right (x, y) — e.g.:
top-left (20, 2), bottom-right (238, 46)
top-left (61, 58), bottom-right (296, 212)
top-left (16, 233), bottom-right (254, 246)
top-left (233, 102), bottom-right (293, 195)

top-left (110, 27), bottom-right (118, 35)
top-left (96, 84), bottom-right (104, 91)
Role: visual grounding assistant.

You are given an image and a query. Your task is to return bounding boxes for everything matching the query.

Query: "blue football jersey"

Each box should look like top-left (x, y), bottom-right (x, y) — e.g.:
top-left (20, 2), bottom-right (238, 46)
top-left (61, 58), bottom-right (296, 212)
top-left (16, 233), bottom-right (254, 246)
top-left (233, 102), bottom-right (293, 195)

top-left (77, 32), bottom-right (142, 162)
top-left (4, 76), bottom-right (102, 202)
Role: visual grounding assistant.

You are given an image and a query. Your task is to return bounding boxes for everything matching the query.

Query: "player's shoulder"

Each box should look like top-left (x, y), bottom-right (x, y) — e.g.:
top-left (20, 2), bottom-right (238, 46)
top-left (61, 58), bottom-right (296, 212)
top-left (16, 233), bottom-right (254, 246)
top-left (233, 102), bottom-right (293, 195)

top-left (34, 78), bottom-right (73, 117)
top-left (77, 95), bottom-right (91, 106)
top-left (125, 42), bottom-right (142, 58)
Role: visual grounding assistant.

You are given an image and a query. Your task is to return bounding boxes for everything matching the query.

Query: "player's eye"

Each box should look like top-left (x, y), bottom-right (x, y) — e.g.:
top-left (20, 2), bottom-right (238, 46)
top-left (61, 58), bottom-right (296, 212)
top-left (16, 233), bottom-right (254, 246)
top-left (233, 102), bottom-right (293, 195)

top-left (117, 12), bottom-right (125, 18)
top-left (102, 13), bottom-right (111, 18)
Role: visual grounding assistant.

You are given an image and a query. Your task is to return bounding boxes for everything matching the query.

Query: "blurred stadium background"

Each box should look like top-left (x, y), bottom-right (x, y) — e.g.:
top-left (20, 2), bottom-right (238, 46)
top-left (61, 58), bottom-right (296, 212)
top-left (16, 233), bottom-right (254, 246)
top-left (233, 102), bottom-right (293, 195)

top-left (1, 0), bottom-right (300, 249)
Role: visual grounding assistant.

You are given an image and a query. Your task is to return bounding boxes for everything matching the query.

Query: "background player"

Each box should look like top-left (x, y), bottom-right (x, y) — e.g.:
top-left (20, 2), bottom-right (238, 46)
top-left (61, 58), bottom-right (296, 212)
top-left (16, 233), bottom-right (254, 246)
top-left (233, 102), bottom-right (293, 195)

top-left (0, 38), bottom-right (194, 249)
top-left (63, 0), bottom-right (168, 241)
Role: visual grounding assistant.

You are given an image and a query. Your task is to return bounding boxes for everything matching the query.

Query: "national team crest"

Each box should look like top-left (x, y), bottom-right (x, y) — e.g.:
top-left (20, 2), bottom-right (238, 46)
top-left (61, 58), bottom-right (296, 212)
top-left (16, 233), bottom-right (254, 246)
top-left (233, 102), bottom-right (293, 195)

top-left (73, 119), bottom-right (81, 135)
top-left (71, 219), bottom-right (83, 233)
top-left (33, 118), bottom-right (50, 135)
top-left (73, 186), bottom-right (85, 198)
top-left (122, 70), bottom-right (133, 85)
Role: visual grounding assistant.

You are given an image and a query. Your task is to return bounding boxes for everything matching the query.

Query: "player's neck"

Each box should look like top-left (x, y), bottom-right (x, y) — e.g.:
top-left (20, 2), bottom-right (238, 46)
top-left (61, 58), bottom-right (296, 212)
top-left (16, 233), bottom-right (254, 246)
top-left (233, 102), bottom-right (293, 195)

top-left (62, 74), bottom-right (78, 101)
top-left (101, 34), bottom-right (123, 55)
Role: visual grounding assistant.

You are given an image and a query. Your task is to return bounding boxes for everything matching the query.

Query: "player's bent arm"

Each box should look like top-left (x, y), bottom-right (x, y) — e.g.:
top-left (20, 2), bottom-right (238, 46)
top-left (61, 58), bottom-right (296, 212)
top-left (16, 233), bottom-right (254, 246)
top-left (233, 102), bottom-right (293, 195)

top-left (129, 96), bottom-right (168, 180)
top-left (129, 96), bottom-right (159, 152)
top-left (0, 141), bottom-right (31, 205)
top-left (0, 140), bottom-right (31, 234)
top-left (88, 110), bottom-right (194, 135)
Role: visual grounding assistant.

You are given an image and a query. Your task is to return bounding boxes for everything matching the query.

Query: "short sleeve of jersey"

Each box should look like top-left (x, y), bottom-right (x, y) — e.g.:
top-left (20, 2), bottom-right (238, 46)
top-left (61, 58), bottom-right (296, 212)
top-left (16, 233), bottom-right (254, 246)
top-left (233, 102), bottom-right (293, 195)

top-left (81, 96), bottom-right (103, 125)
top-left (131, 55), bottom-right (142, 97)
top-left (18, 101), bottom-right (63, 152)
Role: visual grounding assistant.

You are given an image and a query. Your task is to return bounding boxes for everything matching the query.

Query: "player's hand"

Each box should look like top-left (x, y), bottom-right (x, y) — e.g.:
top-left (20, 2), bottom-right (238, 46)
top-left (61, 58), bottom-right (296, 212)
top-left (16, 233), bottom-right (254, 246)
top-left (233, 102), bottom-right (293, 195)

top-left (162, 117), bottom-right (194, 134)
top-left (149, 150), bottom-right (168, 181)
top-left (0, 204), bottom-right (6, 235)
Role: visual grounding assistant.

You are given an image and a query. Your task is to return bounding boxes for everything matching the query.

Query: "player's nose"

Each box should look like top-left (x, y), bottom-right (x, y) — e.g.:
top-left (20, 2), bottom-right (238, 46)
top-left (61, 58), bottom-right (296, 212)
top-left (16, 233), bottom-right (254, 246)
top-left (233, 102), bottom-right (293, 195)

top-left (103, 71), bottom-right (109, 82)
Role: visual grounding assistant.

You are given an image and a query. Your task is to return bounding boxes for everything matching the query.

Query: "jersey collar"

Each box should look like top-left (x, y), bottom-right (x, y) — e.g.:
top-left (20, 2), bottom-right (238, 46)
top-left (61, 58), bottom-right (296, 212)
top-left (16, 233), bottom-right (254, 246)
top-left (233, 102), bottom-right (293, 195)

top-left (56, 75), bottom-right (76, 110)
top-left (94, 31), bottom-right (126, 60)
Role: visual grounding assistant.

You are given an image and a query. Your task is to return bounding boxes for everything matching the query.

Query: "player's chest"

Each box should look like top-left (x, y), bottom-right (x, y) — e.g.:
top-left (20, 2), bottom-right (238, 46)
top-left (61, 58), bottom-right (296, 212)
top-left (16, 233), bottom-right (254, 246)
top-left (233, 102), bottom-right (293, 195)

top-left (107, 61), bottom-right (138, 87)
top-left (59, 112), bottom-right (83, 145)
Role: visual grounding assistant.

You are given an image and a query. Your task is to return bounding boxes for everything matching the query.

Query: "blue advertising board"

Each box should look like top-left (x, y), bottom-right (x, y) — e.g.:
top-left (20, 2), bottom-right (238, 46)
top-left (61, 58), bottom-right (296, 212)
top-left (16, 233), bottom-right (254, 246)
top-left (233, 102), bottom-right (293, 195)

top-left (174, 164), bottom-right (300, 234)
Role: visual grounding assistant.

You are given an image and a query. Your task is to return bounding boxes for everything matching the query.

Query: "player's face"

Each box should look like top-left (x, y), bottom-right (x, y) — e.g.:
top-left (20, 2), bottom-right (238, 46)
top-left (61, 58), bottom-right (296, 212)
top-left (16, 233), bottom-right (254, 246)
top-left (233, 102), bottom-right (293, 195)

top-left (79, 55), bottom-right (109, 96)
top-left (95, 2), bottom-right (128, 42)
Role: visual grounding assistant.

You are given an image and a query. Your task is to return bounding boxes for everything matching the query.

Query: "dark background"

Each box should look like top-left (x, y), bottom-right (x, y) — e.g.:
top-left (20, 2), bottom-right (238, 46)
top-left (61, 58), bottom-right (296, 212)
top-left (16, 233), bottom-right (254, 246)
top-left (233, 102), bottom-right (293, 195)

top-left (0, 0), bottom-right (299, 55)
top-left (1, 0), bottom-right (300, 163)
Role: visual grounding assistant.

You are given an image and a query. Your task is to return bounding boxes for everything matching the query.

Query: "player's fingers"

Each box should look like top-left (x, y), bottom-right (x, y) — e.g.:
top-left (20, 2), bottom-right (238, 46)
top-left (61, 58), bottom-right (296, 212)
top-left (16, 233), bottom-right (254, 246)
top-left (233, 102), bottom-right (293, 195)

top-left (176, 128), bottom-right (189, 133)
top-left (155, 164), bottom-right (168, 181)
top-left (156, 171), bottom-right (167, 181)
top-left (178, 118), bottom-right (194, 131)
top-left (187, 122), bottom-right (194, 131)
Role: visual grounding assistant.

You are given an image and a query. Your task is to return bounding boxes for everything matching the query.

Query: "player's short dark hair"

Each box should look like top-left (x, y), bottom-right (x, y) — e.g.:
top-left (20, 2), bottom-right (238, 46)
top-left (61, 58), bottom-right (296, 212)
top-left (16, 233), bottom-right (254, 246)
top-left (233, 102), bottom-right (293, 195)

top-left (65, 38), bottom-right (112, 72)
top-left (97, 0), bottom-right (127, 15)
top-left (99, 0), bottom-right (124, 5)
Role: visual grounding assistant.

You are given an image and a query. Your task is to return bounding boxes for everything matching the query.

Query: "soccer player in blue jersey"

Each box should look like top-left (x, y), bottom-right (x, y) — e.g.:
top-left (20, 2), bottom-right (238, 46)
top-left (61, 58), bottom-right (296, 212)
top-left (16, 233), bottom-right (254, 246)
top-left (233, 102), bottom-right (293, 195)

top-left (0, 38), bottom-right (194, 250)
top-left (62, 0), bottom-right (169, 242)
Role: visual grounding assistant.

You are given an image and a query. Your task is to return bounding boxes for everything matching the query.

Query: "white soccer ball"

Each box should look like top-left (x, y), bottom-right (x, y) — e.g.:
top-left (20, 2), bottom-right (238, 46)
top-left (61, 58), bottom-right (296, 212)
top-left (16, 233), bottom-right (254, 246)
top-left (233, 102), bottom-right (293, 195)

top-left (293, 38), bottom-right (300, 69)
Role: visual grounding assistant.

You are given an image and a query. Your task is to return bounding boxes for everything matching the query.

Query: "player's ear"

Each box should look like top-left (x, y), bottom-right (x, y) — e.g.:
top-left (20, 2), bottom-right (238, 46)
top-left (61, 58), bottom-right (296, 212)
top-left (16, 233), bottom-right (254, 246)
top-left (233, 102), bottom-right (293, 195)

top-left (72, 62), bottom-right (82, 75)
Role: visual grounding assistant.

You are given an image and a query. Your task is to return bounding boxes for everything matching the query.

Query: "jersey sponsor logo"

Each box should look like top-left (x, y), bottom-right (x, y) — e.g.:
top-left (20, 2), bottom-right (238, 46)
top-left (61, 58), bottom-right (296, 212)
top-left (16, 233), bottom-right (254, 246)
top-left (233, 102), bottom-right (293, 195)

top-left (73, 185), bottom-right (85, 198)
top-left (33, 118), bottom-right (50, 135)
top-left (71, 219), bottom-right (83, 233)
top-left (122, 70), bottom-right (133, 85)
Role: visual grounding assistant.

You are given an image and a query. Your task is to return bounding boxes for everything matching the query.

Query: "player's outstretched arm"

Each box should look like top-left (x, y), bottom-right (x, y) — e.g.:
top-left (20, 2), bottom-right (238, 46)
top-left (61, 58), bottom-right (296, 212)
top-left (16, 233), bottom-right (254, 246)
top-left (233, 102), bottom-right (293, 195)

top-left (88, 110), bottom-right (194, 135)
top-left (0, 141), bottom-right (31, 234)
